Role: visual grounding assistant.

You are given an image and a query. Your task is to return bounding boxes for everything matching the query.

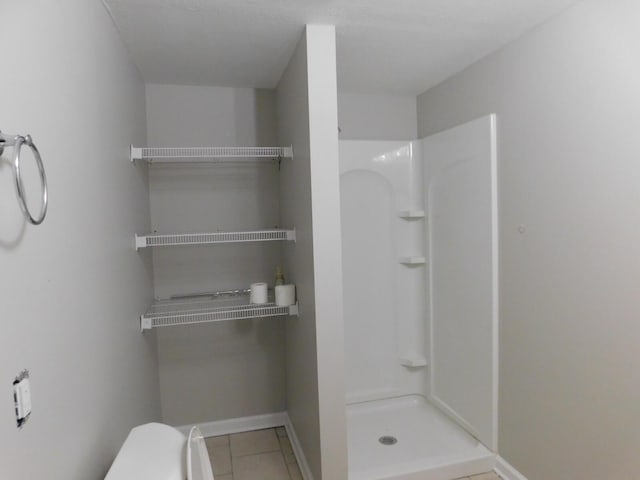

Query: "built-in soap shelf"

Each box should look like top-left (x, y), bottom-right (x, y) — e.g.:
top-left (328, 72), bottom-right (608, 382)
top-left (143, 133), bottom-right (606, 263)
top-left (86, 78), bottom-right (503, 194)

top-left (399, 256), bottom-right (426, 265)
top-left (397, 210), bottom-right (425, 219)
top-left (135, 229), bottom-right (296, 250)
top-left (400, 354), bottom-right (428, 368)
top-left (140, 294), bottom-right (298, 331)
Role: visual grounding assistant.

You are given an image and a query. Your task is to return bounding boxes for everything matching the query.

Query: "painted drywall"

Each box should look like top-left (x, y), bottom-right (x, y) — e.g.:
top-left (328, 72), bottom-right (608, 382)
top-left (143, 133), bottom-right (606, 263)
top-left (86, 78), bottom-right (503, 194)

top-left (145, 84), bottom-right (287, 425)
top-left (276, 30), bottom-right (321, 479)
top-left (277, 25), bottom-right (348, 479)
top-left (0, 1), bottom-right (160, 479)
top-left (306, 26), bottom-right (349, 480)
top-left (417, 0), bottom-right (640, 478)
top-left (337, 93), bottom-right (418, 140)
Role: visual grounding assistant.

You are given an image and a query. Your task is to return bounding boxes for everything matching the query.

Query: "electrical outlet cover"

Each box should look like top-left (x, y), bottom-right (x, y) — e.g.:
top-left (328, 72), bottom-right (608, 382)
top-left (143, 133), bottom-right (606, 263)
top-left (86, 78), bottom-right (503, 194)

top-left (14, 377), bottom-right (32, 425)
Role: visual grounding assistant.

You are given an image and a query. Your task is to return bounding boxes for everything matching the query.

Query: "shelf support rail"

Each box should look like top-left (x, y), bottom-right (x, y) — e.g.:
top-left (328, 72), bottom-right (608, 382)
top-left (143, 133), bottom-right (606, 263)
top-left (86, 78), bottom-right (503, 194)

top-left (135, 229), bottom-right (296, 249)
top-left (130, 145), bottom-right (293, 163)
top-left (140, 302), bottom-right (299, 331)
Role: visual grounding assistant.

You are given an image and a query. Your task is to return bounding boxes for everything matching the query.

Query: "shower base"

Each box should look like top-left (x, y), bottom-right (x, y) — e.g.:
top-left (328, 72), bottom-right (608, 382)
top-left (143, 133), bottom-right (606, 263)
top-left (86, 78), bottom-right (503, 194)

top-left (347, 395), bottom-right (495, 480)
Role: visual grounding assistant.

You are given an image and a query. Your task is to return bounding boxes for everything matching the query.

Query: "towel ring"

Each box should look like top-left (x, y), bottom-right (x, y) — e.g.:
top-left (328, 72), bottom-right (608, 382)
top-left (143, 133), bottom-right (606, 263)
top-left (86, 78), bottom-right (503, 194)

top-left (0, 131), bottom-right (48, 225)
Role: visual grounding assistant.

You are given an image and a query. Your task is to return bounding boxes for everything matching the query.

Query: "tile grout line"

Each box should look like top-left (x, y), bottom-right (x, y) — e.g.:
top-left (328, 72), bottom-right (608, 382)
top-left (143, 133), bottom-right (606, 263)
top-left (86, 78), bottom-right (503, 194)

top-left (277, 443), bottom-right (290, 480)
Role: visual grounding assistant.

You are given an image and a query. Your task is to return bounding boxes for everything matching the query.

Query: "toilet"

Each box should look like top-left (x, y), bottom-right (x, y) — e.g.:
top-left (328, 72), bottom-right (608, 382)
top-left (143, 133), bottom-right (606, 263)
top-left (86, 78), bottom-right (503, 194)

top-left (105, 423), bottom-right (214, 480)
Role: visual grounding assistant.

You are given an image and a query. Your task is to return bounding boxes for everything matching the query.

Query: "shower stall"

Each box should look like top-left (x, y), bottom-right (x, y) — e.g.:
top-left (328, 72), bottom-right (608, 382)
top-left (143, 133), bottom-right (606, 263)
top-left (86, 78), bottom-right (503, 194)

top-left (340, 116), bottom-right (498, 480)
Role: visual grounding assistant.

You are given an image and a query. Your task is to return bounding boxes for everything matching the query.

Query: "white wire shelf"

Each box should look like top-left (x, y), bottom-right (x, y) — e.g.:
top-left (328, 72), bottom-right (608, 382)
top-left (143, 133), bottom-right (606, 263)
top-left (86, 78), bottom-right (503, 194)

top-left (140, 296), bottom-right (298, 331)
top-left (135, 229), bottom-right (296, 250)
top-left (130, 145), bottom-right (293, 163)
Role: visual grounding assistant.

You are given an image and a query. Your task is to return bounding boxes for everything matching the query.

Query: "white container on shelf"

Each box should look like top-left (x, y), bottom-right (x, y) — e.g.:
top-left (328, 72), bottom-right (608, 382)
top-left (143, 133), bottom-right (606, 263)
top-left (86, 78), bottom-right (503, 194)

top-left (250, 283), bottom-right (268, 304)
top-left (275, 284), bottom-right (296, 306)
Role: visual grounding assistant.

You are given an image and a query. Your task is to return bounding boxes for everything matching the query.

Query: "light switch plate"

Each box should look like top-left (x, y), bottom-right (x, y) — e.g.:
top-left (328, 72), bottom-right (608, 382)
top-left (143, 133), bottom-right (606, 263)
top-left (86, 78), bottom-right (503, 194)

top-left (13, 370), bottom-right (31, 428)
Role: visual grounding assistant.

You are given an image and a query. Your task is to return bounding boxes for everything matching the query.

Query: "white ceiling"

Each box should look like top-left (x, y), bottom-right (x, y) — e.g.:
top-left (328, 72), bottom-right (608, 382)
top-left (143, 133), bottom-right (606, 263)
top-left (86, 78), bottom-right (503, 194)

top-left (103, 0), bottom-right (581, 95)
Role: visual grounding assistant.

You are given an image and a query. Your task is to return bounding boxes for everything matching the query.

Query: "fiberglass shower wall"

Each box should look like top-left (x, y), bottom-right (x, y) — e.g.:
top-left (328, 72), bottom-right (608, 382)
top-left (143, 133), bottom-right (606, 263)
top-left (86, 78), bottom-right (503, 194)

top-left (340, 140), bottom-right (429, 403)
top-left (340, 114), bottom-right (498, 452)
top-left (423, 115), bottom-right (498, 451)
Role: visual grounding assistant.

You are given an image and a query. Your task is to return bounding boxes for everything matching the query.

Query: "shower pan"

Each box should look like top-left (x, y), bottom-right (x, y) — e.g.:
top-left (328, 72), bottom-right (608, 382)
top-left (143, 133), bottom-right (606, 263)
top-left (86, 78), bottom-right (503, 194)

top-left (340, 116), bottom-right (498, 480)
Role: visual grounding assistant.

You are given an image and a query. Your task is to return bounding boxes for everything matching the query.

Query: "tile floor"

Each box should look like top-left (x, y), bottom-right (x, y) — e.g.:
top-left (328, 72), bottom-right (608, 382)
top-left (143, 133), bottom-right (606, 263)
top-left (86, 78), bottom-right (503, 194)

top-left (205, 427), bottom-right (302, 480)
top-left (205, 426), bottom-right (500, 480)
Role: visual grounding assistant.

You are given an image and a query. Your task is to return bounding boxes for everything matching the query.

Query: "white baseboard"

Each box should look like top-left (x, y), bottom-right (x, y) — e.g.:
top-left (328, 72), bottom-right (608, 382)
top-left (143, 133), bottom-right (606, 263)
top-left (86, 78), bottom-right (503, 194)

top-left (176, 411), bottom-right (288, 437)
top-left (495, 456), bottom-right (528, 480)
top-left (283, 414), bottom-right (314, 480)
top-left (176, 411), bottom-right (314, 480)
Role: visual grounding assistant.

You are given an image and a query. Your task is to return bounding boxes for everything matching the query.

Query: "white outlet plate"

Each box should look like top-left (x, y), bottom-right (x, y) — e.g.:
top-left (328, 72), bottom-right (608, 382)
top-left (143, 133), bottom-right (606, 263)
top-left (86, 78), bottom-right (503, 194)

top-left (14, 371), bottom-right (32, 427)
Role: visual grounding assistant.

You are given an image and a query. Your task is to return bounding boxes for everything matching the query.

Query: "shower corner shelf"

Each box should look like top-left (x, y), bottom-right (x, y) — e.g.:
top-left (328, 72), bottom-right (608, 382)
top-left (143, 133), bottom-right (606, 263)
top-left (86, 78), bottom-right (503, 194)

top-left (130, 145), bottom-right (294, 163)
top-left (400, 355), bottom-right (428, 368)
top-left (140, 298), bottom-right (299, 331)
top-left (135, 229), bottom-right (296, 250)
top-left (398, 210), bottom-right (425, 219)
top-left (399, 256), bottom-right (426, 265)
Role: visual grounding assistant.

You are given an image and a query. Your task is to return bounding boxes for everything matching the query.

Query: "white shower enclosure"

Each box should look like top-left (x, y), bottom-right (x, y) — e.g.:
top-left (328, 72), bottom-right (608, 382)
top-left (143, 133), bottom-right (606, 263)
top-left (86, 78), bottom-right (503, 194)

top-left (340, 115), bottom-right (498, 480)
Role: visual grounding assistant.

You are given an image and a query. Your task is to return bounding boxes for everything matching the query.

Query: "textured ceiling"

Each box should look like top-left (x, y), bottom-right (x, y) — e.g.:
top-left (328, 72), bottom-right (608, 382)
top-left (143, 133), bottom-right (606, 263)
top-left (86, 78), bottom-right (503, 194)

top-left (103, 0), bottom-right (581, 95)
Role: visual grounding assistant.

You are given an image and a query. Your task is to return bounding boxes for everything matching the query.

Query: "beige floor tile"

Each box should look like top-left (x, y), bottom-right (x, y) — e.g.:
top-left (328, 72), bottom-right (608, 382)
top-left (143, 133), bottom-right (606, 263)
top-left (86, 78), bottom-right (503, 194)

top-left (209, 444), bottom-right (232, 475)
top-left (205, 434), bottom-right (229, 448)
top-left (469, 472), bottom-right (500, 480)
top-left (216, 475), bottom-right (233, 480)
top-left (230, 428), bottom-right (280, 457)
top-left (287, 462), bottom-right (303, 480)
top-left (233, 451), bottom-right (289, 480)
top-left (276, 426), bottom-right (287, 438)
top-left (278, 436), bottom-right (296, 464)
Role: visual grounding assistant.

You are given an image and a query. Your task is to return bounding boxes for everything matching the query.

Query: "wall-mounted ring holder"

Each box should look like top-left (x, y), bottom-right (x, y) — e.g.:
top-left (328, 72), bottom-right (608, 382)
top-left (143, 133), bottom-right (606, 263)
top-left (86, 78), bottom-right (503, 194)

top-left (0, 130), bottom-right (48, 225)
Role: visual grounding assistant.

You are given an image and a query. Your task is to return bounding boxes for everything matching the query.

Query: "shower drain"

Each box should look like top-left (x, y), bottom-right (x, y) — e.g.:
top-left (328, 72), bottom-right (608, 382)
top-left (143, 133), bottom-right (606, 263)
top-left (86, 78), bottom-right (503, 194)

top-left (378, 435), bottom-right (398, 446)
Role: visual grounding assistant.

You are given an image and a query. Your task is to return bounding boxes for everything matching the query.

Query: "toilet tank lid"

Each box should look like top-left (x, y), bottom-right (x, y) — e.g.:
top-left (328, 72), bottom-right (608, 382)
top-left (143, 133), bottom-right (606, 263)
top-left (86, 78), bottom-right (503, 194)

top-left (105, 423), bottom-right (186, 480)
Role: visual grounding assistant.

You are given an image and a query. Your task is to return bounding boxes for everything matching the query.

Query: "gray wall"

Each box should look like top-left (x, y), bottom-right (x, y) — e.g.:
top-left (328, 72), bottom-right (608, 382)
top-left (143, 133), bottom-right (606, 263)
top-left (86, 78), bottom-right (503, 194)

top-left (145, 84), bottom-right (287, 425)
top-left (277, 25), bottom-right (348, 480)
top-left (338, 92), bottom-right (418, 140)
top-left (0, 1), bottom-right (161, 478)
top-left (277, 30), bottom-right (321, 479)
top-left (417, 0), bottom-right (640, 478)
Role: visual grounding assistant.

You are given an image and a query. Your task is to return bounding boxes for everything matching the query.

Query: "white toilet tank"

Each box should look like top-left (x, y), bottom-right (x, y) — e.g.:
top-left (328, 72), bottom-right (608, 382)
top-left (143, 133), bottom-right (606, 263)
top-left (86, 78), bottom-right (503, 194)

top-left (105, 423), bottom-right (214, 480)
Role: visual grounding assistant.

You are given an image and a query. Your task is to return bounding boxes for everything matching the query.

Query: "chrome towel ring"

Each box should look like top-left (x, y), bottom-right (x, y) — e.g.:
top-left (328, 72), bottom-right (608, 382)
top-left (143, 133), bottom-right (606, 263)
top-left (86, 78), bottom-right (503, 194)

top-left (0, 130), bottom-right (48, 225)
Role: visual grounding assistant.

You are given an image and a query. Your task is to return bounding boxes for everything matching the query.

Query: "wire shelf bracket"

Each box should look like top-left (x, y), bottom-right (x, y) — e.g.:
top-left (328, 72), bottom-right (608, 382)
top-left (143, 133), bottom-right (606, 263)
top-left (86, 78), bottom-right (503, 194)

top-left (135, 229), bottom-right (296, 250)
top-left (130, 145), bottom-right (294, 163)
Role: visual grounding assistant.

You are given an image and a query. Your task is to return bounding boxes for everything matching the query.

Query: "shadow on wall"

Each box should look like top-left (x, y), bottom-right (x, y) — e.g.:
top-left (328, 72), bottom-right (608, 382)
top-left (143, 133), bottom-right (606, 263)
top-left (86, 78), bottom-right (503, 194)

top-left (0, 155), bottom-right (27, 249)
top-left (233, 88), bottom-right (280, 229)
